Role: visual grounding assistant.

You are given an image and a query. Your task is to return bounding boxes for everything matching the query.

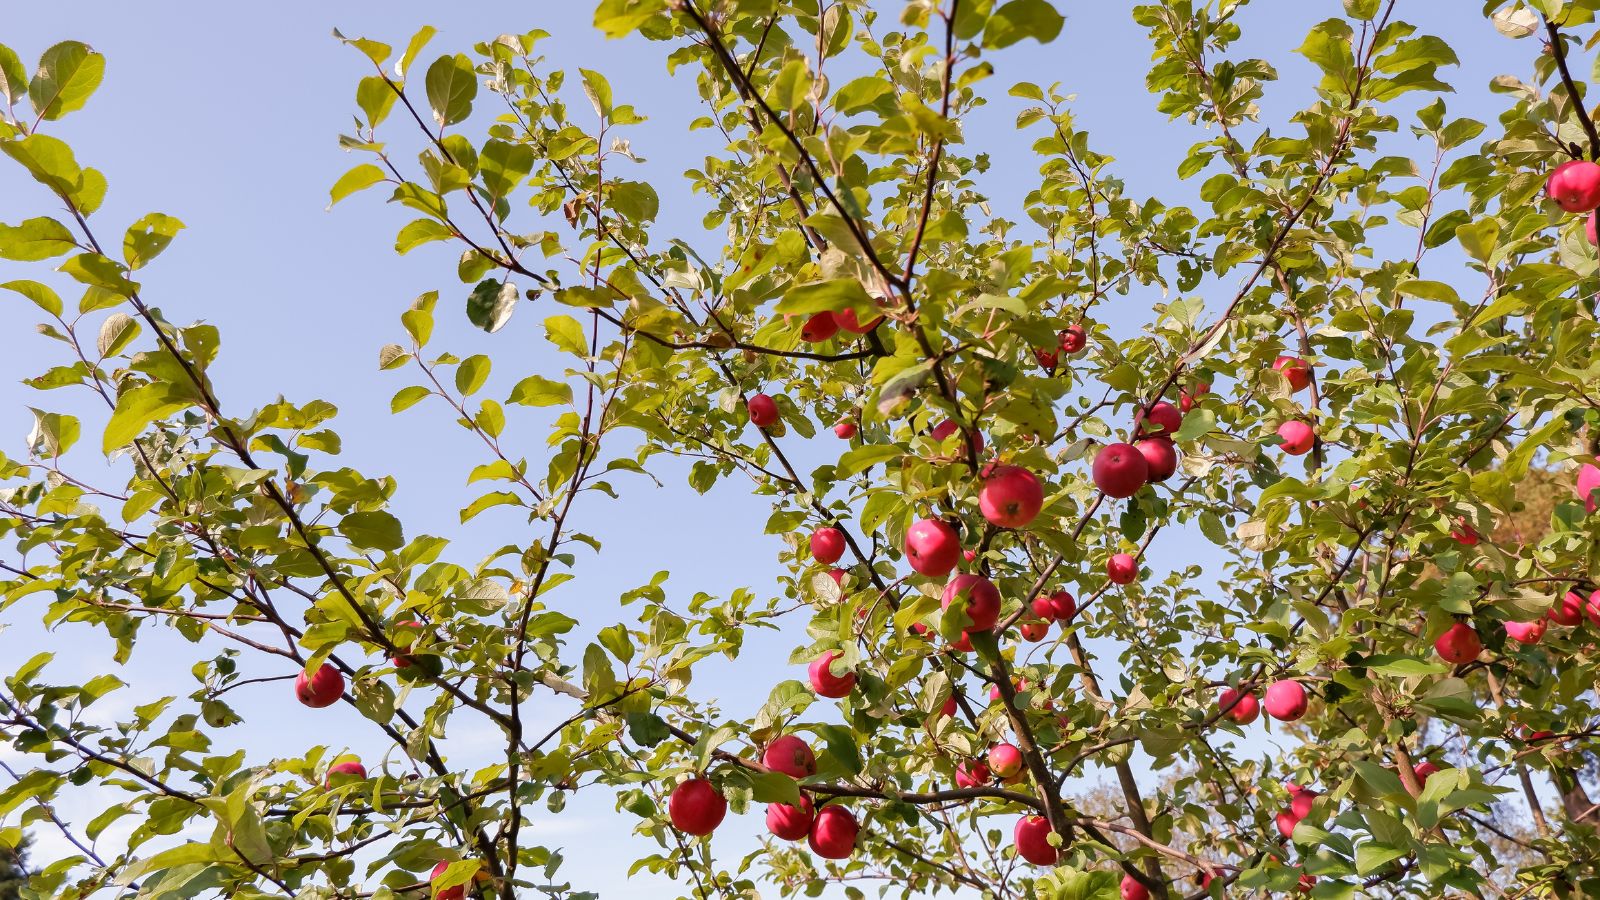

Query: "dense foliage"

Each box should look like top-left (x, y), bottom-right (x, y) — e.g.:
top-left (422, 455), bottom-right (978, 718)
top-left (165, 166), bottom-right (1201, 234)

top-left (4, 1), bottom-right (1600, 898)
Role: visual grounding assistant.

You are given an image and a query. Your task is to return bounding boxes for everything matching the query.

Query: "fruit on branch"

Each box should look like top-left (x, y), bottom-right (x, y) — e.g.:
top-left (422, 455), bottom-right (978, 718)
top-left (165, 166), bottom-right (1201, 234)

top-left (1275, 810), bottom-right (1301, 839)
top-left (1217, 686), bottom-right (1260, 725)
top-left (906, 518), bottom-right (962, 577)
top-left (1264, 680), bottom-right (1308, 721)
top-left (809, 651), bottom-right (856, 698)
top-left (978, 464), bottom-right (1044, 528)
top-left (931, 419), bottom-right (985, 455)
top-left (1106, 553), bottom-right (1138, 585)
top-left (1013, 815), bottom-right (1058, 865)
top-left (942, 574), bottom-right (1001, 632)
top-left (810, 527), bottom-right (846, 565)
top-left (940, 695), bottom-right (959, 717)
top-left (325, 757), bottom-right (367, 787)
top-left (390, 620), bottom-right (425, 668)
top-left (1030, 596), bottom-right (1055, 620)
top-left (1276, 420), bottom-right (1314, 455)
top-left (1047, 590), bottom-right (1076, 621)
top-left (1180, 381), bottom-right (1210, 412)
top-left (668, 777), bottom-right (727, 836)
top-left (988, 743), bottom-right (1024, 778)
top-left (833, 420), bottom-right (857, 439)
top-left (1434, 622), bottom-right (1483, 664)
top-left (1297, 871), bottom-right (1317, 894)
top-left (1412, 760), bottom-right (1441, 784)
top-left (1549, 591), bottom-right (1586, 626)
top-left (1134, 400), bottom-right (1182, 437)
top-left (295, 664), bottom-right (345, 709)
top-left (1135, 436), bottom-right (1177, 483)
top-left (833, 306), bottom-right (883, 334)
top-left (429, 861), bottom-right (487, 900)
top-left (1450, 520), bottom-right (1480, 546)
top-left (1058, 324), bottom-right (1086, 355)
top-left (1120, 874), bottom-right (1150, 900)
top-left (800, 311), bottom-right (839, 343)
top-left (1589, 210), bottom-right (1599, 246)
top-left (1093, 443), bottom-right (1149, 498)
top-left (765, 795), bottom-right (815, 841)
top-left (748, 393), bottom-right (779, 428)
top-left (950, 632), bottom-right (974, 653)
top-left (807, 805), bottom-right (859, 859)
top-left (762, 735), bottom-right (816, 779)
top-left (955, 759), bottom-right (991, 788)
top-left (1547, 159), bottom-right (1600, 212)
top-left (1034, 347), bottom-right (1059, 370)
top-left (1289, 785), bottom-right (1318, 820)
top-left (1505, 618), bottom-right (1548, 645)
top-left (1020, 620), bottom-right (1049, 642)
top-left (1579, 462), bottom-right (1600, 514)
top-left (1273, 355), bottom-right (1312, 392)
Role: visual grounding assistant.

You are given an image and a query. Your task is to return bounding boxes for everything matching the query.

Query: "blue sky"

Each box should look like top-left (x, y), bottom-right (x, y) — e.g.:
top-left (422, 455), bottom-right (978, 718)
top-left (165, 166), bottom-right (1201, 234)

top-left (0, 2), bottom-right (1529, 897)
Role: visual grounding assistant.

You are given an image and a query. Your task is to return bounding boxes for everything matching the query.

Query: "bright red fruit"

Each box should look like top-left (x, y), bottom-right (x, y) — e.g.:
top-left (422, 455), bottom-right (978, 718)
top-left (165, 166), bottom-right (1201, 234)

top-left (668, 777), bottom-right (727, 836)
top-left (833, 420), bottom-right (857, 439)
top-left (1034, 347), bottom-right (1059, 370)
top-left (906, 518), bottom-right (961, 577)
top-left (833, 306), bottom-right (884, 334)
top-left (1589, 210), bottom-right (1599, 246)
top-left (391, 620), bottom-right (424, 668)
top-left (809, 651), bottom-right (856, 698)
top-left (296, 664), bottom-right (344, 708)
top-left (940, 695), bottom-right (959, 717)
top-left (1106, 553), bottom-right (1138, 585)
top-left (1547, 159), bottom-right (1600, 212)
top-left (1135, 400), bottom-right (1182, 437)
top-left (955, 759), bottom-right (991, 788)
top-left (1217, 687), bottom-right (1259, 725)
top-left (1276, 420), bottom-right (1314, 455)
top-left (1093, 443), bottom-right (1148, 498)
top-left (1413, 760), bottom-right (1441, 783)
top-left (1135, 437), bottom-right (1177, 482)
top-left (1450, 520), bottom-right (1480, 546)
top-left (1289, 786), bottom-right (1318, 820)
top-left (1046, 590), bottom-right (1076, 621)
top-left (810, 526), bottom-right (846, 565)
top-left (1273, 355), bottom-right (1311, 392)
top-left (1020, 620), bottom-right (1049, 641)
top-left (988, 743), bottom-right (1024, 778)
top-left (950, 632), bottom-right (974, 653)
top-left (1579, 463), bottom-right (1600, 513)
top-left (978, 465), bottom-right (1044, 528)
top-left (325, 758), bottom-right (367, 787)
top-left (931, 419), bottom-right (985, 455)
top-left (430, 861), bottom-right (476, 900)
top-left (942, 574), bottom-right (1001, 632)
top-left (800, 311), bottom-right (839, 343)
top-left (808, 805), bottom-right (858, 859)
top-left (766, 795), bottom-right (814, 841)
top-left (747, 393), bottom-right (779, 428)
top-left (1264, 680), bottom-right (1307, 721)
top-left (763, 735), bottom-right (816, 779)
top-left (1549, 591), bottom-right (1585, 626)
top-left (1120, 875), bottom-right (1150, 900)
top-left (1179, 381), bottom-right (1210, 412)
top-left (1505, 619), bottom-right (1547, 645)
top-left (1013, 815), bottom-right (1058, 865)
top-left (1435, 622), bottom-right (1482, 664)
top-left (1275, 810), bottom-right (1300, 839)
top-left (1058, 324), bottom-right (1086, 354)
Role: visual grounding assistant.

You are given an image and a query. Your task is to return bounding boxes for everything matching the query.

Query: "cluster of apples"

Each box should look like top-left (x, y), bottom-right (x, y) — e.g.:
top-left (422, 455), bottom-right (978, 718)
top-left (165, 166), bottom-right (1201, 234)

top-left (1215, 678), bottom-right (1308, 726)
top-left (795, 305), bottom-right (886, 344)
top-left (1033, 324), bottom-right (1088, 371)
top-left (1546, 158), bottom-right (1600, 243)
top-left (1434, 585), bottom-right (1600, 665)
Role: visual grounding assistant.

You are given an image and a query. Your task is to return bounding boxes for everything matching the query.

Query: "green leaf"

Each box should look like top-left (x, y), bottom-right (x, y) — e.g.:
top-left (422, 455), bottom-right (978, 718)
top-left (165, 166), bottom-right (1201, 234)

top-left (96, 312), bottom-right (139, 358)
top-left (0, 44), bottom-right (26, 106)
top-left (0, 217), bottom-right (76, 261)
top-left (776, 278), bottom-right (871, 315)
top-left (28, 41), bottom-right (105, 121)
top-left (748, 771), bottom-right (802, 805)
top-left (984, 0), bottom-right (1066, 49)
top-left (27, 408), bottom-right (78, 458)
top-left (58, 253), bottom-right (135, 296)
top-left (122, 213), bottom-right (184, 270)
top-left (103, 382), bottom-right (192, 453)
top-left (480, 140), bottom-right (534, 200)
top-left (1362, 654), bottom-right (1448, 678)
top-left (0, 134), bottom-right (83, 196)
top-left (2, 279), bottom-right (62, 316)
top-left (455, 355), bottom-right (491, 396)
top-left (339, 510), bottom-right (404, 551)
top-left (466, 279), bottom-right (518, 334)
top-left (836, 444), bottom-right (902, 478)
top-left (329, 164), bottom-right (388, 207)
top-left (391, 385), bottom-right (431, 413)
top-left (509, 375), bottom-right (572, 407)
top-left (424, 53), bottom-right (476, 127)
top-left (593, 0), bottom-right (667, 38)
top-left (545, 315), bottom-right (588, 356)
top-left (1455, 219), bottom-right (1499, 264)
top-left (396, 25), bottom-right (438, 79)
top-left (579, 68), bottom-right (613, 120)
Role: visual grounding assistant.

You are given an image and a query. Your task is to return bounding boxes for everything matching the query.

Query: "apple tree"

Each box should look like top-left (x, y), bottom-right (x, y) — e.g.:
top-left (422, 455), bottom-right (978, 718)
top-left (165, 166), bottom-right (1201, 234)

top-left (3, 1), bottom-right (1600, 898)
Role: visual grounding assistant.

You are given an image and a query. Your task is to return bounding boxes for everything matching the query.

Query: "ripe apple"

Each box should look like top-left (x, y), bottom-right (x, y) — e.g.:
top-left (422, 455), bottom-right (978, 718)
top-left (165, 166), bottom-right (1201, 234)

top-left (1046, 590), bottom-right (1076, 621)
top-left (1275, 809), bottom-right (1300, 839)
top-left (1179, 381), bottom-right (1210, 413)
top-left (833, 420), bottom-right (857, 439)
top-left (1272, 355), bottom-right (1311, 392)
top-left (955, 759), bottom-right (991, 788)
top-left (989, 743), bottom-right (1024, 778)
top-left (1589, 210), bottom-right (1599, 246)
top-left (1297, 872), bottom-right (1316, 894)
top-left (800, 311), bottom-right (839, 343)
top-left (1058, 325), bottom-right (1086, 355)
top-left (1120, 875), bottom-right (1150, 900)
top-left (747, 393), bottom-right (779, 428)
top-left (1135, 437), bottom-right (1177, 482)
top-left (429, 861), bottom-right (487, 900)
top-left (1547, 159), bottom-right (1600, 212)
top-left (1550, 591), bottom-right (1585, 626)
top-left (295, 664), bottom-right (345, 709)
top-left (906, 518), bottom-right (962, 577)
top-left (940, 694), bottom-right (959, 717)
top-left (1289, 786), bottom-right (1317, 820)
top-left (1412, 760), bottom-right (1441, 783)
top-left (390, 620), bottom-right (425, 669)
top-left (1434, 622), bottom-right (1482, 664)
top-left (1505, 619), bottom-right (1547, 645)
top-left (763, 735), bottom-right (817, 779)
top-left (1276, 420), bottom-right (1314, 455)
top-left (1013, 815), bottom-right (1058, 865)
top-left (1106, 553), bottom-right (1138, 585)
top-left (808, 805), bottom-right (859, 859)
top-left (1579, 462), bottom-right (1600, 513)
top-left (1589, 590), bottom-right (1600, 625)
top-left (809, 651), bottom-right (856, 698)
top-left (834, 306), bottom-right (884, 334)
top-left (668, 777), bottom-right (727, 836)
top-left (1217, 687), bottom-right (1259, 725)
top-left (1030, 596), bottom-right (1055, 619)
top-left (1263, 680), bottom-right (1307, 721)
top-left (978, 465), bottom-right (1044, 528)
top-left (1020, 620), bottom-right (1049, 641)
top-left (1093, 443), bottom-right (1149, 498)
top-left (325, 757), bottom-right (367, 787)
top-left (1450, 520), bottom-right (1480, 546)
top-left (950, 632), bottom-right (974, 653)
top-left (810, 527), bottom-right (846, 565)
top-left (766, 795), bottom-right (815, 841)
top-left (1034, 347), bottom-right (1059, 370)
top-left (942, 574), bottom-right (1001, 632)
top-left (1134, 400), bottom-right (1183, 437)
top-left (931, 419), bottom-right (985, 455)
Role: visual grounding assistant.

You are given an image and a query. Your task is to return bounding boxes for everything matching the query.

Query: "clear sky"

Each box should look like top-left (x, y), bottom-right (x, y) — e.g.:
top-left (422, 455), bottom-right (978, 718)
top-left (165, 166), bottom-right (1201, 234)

top-left (0, 2), bottom-right (1527, 898)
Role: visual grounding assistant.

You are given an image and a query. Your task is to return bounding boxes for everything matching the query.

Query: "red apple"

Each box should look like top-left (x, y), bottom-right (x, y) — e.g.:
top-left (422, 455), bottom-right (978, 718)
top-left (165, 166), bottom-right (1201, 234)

top-left (1290, 787), bottom-right (1318, 820)
top-left (748, 393), bottom-right (779, 428)
top-left (810, 527), bottom-right (846, 565)
top-left (1106, 553), bottom-right (1138, 585)
top-left (808, 805), bottom-right (858, 859)
top-left (668, 777), bottom-right (727, 836)
top-left (429, 861), bottom-right (483, 900)
top-left (1046, 590), bottom-right (1076, 621)
top-left (1505, 619), bottom-right (1547, 645)
top-left (833, 420), bottom-right (857, 439)
top-left (1276, 420), bottom-right (1314, 455)
top-left (1135, 437), bottom-right (1177, 482)
top-left (1020, 621), bottom-right (1049, 641)
top-left (1589, 210), bottom-right (1599, 246)
top-left (1120, 875), bottom-right (1150, 900)
top-left (1058, 325), bottom-right (1086, 355)
top-left (1034, 347), bottom-right (1059, 370)
top-left (1263, 680), bottom-right (1307, 721)
top-left (1217, 687), bottom-right (1259, 725)
top-left (1547, 159), bottom-right (1600, 212)
top-left (1013, 815), bottom-right (1058, 865)
top-left (325, 758), bottom-right (367, 787)
top-left (1030, 596), bottom-right (1055, 619)
top-left (800, 311), bottom-right (839, 343)
top-left (1450, 520), bottom-right (1480, 546)
top-left (391, 620), bottom-right (424, 669)
top-left (1135, 400), bottom-right (1182, 437)
top-left (763, 735), bottom-right (817, 779)
top-left (988, 743), bottom-right (1024, 778)
top-left (296, 664), bottom-right (345, 709)
top-left (950, 632), bottom-right (974, 653)
top-left (1588, 590), bottom-right (1600, 625)
top-left (942, 574), bottom-right (1001, 632)
top-left (978, 465), bottom-right (1044, 528)
top-left (940, 694), bottom-right (959, 717)
top-left (905, 518), bottom-right (961, 577)
top-left (1273, 355), bottom-right (1311, 392)
top-left (1297, 872), bottom-right (1316, 894)
top-left (1579, 462), bottom-right (1600, 513)
top-left (1093, 443), bottom-right (1149, 498)
top-left (809, 651), bottom-right (856, 698)
top-left (766, 795), bottom-right (815, 841)
top-left (1550, 591), bottom-right (1585, 626)
top-left (1179, 381), bottom-right (1210, 413)
top-left (1413, 760), bottom-right (1441, 784)
top-left (834, 306), bottom-right (883, 334)
top-left (955, 759), bottom-right (991, 788)
top-left (931, 419), bottom-right (985, 455)
top-left (1434, 622), bottom-right (1482, 664)
top-left (1275, 809), bottom-right (1300, 838)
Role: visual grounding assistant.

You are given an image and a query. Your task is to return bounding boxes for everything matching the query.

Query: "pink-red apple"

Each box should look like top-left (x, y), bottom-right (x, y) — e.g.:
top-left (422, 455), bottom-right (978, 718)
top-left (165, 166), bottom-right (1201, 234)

top-left (1276, 420), bottom-right (1314, 455)
top-left (1093, 443), bottom-right (1149, 498)
top-left (325, 757), bottom-right (367, 787)
top-left (1547, 159), bottom-right (1600, 212)
top-left (1135, 437), bottom-right (1177, 482)
top-left (1046, 590), bottom-right (1076, 621)
top-left (1180, 381), bottom-right (1210, 413)
top-left (1264, 680), bottom-right (1307, 721)
top-left (942, 574), bottom-right (1001, 632)
top-left (1218, 687), bottom-right (1259, 725)
top-left (1013, 815), bottom-right (1058, 865)
top-left (1273, 355), bottom-right (1311, 392)
top-left (1034, 347), bottom-right (1059, 370)
top-left (988, 743), bottom-right (1024, 779)
top-left (1020, 620), bottom-right (1049, 642)
top-left (391, 620), bottom-right (424, 669)
top-left (1550, 591), bottom-right (1585, 626)
top-left (1505, 619), bottom-right (1547, 645)
top-left (668, 777), bottom-right (727, 836)
top-left (979, 465), bottom-right (1044, 528)
top-left (763, 735), bottom-right (816, 779)
top-left (833, 420), bottom-right (857, 439)
top-left (296, 664), bottom-right (345, 709)
top-left (809, 651), bottom-right (856, 698)
top-left (955, 759), bottom-right (991, 788)
top-left (810, 527), bottom-right (846, 565)
top-left (1106, 553), bottom-right (1138, 585)
top-left (905, 518), bottom-right (961, 577)
top-left (766, 795), bottom-right (815, 841)
top-left (1135, 400), bottom-right (1182, 437)
top-left (1120, 875), bottom-right (1150, 900)
top-left (833, 306), bottom-right (883, 334)
top-left (1059, 325), bottom-right (1086, 355)
top-left (1579, 462), bottom-right (1600, 513)
top-left (748, 393), bottom-right (779, 428)
top-left (940, 695), bottom-right (959, 717)
top-left (1434, 622), bottom-right (1482, 664)
top-left (808, 805), bottom-right (858, 859)
top-left (800, 311), bottom-right (839, 343)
